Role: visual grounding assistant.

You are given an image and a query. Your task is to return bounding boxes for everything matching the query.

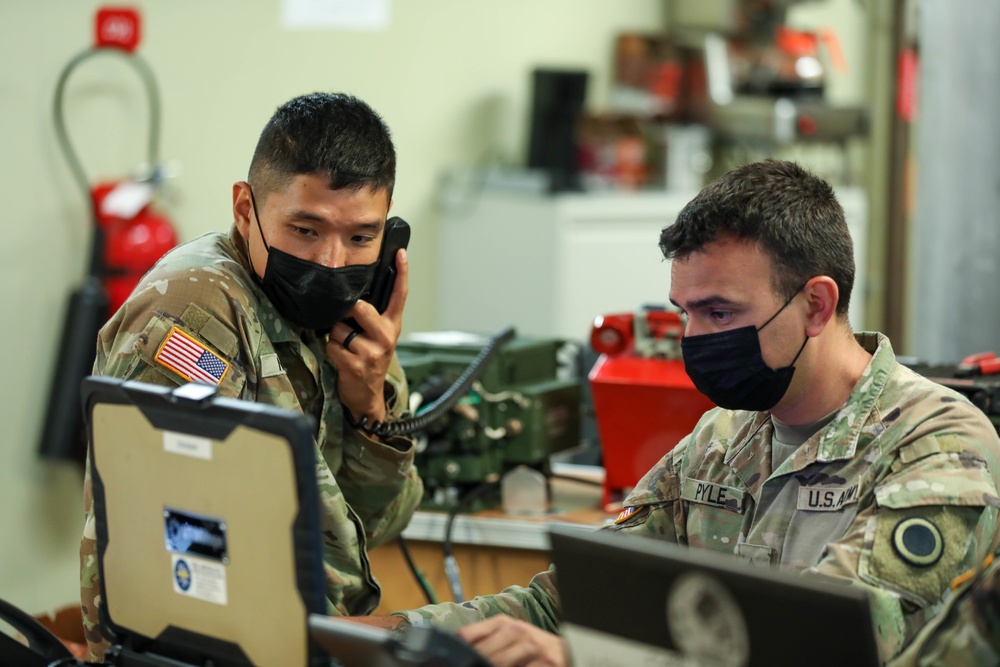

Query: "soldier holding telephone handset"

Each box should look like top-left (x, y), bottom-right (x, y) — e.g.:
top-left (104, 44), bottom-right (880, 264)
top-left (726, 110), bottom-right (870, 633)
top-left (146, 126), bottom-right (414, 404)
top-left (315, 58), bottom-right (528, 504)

top-left (78, 92), bottom-right (423, 663)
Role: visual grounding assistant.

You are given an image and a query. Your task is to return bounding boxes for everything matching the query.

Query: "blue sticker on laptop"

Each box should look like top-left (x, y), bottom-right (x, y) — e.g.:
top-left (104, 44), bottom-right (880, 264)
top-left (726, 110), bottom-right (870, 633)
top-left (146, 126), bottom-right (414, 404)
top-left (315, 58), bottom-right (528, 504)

top-left (174, 558), bottom-right (192, 591)
top-left (164, 507), bottom-right (229, 563)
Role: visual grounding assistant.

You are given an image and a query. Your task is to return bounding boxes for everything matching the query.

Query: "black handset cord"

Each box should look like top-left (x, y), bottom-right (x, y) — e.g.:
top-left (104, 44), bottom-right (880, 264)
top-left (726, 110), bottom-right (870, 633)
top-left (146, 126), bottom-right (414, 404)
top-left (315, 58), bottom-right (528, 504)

top-left (52, 46), bottom-right (162, 278)
top-left (345, 325), bottom-right (516, 438)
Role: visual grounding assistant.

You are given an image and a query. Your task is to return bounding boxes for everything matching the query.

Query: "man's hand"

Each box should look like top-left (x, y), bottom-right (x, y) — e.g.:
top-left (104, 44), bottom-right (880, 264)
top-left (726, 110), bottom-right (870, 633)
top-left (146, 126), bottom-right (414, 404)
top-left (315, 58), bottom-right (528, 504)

top-left (457, 615), bottom-right (569, 667)
top-left (326, 248), bottom-right (408, 429)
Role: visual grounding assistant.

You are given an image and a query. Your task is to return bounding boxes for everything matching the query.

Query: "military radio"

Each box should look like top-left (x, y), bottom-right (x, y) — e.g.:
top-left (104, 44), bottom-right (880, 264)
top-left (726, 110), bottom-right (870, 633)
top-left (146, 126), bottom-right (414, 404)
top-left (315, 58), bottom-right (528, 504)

top-left (396, 332), bottom-right (581, 512)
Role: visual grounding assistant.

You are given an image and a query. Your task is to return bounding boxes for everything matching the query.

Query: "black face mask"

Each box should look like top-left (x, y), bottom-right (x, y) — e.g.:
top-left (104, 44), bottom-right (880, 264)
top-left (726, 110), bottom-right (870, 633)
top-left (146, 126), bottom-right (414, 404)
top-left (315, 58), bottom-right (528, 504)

top-left (680, 288), bottom-right (808, 412)
top-left (248, 188), bottom-right (377, 332)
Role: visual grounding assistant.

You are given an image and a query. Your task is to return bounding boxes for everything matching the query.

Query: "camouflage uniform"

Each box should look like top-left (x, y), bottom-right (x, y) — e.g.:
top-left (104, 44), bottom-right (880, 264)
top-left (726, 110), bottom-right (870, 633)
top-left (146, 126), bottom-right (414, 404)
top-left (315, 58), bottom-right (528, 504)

top-left (80, 225), bottom-right (423, 661)
top-left (394, 333), bottom-right (1000, 662)
top-left (889, 550), bottom-right (1000, 666)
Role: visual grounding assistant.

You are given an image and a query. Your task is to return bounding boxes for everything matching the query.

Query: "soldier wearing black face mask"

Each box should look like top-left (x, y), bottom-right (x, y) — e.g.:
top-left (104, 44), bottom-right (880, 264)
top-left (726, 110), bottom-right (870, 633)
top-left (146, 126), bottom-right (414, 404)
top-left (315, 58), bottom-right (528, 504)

top-left (246, 185), bottom-right (377, 331)
top-left (80, 92), bottom-right (423, 663)
top-left (366, 160), bottom-right (1000, 667)
top-left (679, 282), bottom-right (808, 412)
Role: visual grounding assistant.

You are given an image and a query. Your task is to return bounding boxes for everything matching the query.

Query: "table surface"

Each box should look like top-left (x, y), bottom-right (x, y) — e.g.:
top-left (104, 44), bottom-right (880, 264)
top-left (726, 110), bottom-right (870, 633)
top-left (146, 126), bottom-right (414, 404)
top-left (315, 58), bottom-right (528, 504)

top-left (400, 464), bottom-right (611, 550)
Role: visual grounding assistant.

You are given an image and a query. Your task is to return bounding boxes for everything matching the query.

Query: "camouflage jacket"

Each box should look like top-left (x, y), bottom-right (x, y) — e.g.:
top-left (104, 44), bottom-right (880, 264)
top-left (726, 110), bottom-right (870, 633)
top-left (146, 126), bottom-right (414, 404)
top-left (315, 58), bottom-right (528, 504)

top-left (889, 547), bottom-right (1000, 666)
top-left (394, 333), bottom-right (1000, 662)
top-left (80, 224), bottom-right (423, 661)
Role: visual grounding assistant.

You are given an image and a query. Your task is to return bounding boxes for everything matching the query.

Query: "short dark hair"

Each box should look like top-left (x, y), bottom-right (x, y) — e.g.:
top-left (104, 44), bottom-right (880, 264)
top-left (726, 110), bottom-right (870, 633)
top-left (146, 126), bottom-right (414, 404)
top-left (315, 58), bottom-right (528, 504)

top-left (659, 159), bottom-right (854, 317)
top-left (248, 92), bottom-right (396, 203)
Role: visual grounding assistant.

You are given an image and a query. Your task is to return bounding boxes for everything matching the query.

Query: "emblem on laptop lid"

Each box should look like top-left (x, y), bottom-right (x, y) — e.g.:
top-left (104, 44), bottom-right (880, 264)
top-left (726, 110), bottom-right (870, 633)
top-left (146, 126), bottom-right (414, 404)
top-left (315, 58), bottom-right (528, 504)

top-left (666, 571), bottom-right (750, 667)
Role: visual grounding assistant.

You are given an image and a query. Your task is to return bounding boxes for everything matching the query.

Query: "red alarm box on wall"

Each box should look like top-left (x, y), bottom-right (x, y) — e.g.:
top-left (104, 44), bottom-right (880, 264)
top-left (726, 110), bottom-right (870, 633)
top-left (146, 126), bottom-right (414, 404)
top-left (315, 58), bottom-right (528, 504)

top-left (589, 307), bottom-right (715, 509)
top-left (95, 6), bottom-right (142, 52)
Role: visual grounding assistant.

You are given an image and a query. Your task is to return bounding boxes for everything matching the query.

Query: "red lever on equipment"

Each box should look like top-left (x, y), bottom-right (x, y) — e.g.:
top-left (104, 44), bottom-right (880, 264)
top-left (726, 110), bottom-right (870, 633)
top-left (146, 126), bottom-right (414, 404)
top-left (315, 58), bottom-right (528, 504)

top-left (959, 352), bottom-right (1000, 376)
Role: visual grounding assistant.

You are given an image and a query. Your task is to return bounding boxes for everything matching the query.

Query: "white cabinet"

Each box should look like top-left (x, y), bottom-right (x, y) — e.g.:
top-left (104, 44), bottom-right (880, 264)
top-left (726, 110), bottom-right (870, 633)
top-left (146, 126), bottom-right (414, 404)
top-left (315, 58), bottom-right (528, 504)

top-left (437, 184), bottom-right (867, 341)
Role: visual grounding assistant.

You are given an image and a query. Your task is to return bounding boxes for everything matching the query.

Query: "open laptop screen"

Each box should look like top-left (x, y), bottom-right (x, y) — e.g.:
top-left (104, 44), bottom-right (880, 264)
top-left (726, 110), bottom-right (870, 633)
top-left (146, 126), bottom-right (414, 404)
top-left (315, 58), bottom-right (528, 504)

top-left (83, 376), bottom-right (327, 667)
top-left (550, 524), bottom-right (881, 667)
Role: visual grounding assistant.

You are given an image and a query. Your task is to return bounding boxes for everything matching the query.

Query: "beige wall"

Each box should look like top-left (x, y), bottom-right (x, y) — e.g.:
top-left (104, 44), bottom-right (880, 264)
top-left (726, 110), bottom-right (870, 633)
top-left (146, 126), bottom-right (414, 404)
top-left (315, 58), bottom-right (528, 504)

top-left (0, 0), bottom-right (669, 618)
top-left (0, 0), bottom-right (866, 619)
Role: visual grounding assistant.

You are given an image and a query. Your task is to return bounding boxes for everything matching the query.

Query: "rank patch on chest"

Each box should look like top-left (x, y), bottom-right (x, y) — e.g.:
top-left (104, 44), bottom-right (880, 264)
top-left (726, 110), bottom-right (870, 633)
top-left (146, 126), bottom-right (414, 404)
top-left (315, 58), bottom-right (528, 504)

top-left (155, 327), bottom-right (230, 386)
top-left (797, 484), bottom-right (859, 511)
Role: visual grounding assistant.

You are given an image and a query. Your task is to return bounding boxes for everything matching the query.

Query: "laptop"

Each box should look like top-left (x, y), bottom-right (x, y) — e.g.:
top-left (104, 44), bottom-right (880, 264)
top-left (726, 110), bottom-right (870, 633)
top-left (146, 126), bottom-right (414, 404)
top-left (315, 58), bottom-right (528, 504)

top-left (549, 524), bottom-right (882, 667)
top-left (84, 376), bottom-right (487, 667)
top-left (85, 376), bottom-right (327, 666)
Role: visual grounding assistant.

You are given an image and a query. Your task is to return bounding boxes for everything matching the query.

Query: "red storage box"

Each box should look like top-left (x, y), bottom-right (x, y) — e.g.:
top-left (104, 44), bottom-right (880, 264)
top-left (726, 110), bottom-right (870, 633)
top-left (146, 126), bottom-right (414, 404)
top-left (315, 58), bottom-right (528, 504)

top-left (588, 309), bottom-right (714, 509)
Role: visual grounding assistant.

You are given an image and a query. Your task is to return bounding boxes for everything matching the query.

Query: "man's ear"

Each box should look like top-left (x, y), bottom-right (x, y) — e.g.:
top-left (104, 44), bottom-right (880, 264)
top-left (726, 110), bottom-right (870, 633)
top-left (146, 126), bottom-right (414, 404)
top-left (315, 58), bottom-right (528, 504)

top-left (233, 181), bottom-right (253, 240)
top-left (803, 276), bottom-right (839, 337)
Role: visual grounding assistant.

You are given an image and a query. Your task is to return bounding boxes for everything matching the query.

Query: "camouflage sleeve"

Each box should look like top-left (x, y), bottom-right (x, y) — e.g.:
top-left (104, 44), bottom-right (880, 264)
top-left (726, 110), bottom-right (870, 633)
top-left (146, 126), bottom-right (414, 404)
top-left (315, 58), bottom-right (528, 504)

top-left (81, 311), bottom-right (118, 660)
top-left (82, 278), bottom-right (250, 660)
top-left (94, 285), bottom-right (249, 397)
top-left (338, 428), bottom-right (423, 549)
top-left (804, 436), bottom-right (1000, 661)
top-left (83, 295), bottom-right (202, 662)
top-left (386, 443), bottom-right (687, 633)
top-left (338, 354), bottom-right (423, 548)
top-left (888, 550), bottom-right (1000, 666)
top-left (605, 440), bottom-right (687, 542)
top-left (80, 457), bottom-right (109, 663)
top-left (389, 566), bottom-right (562, 632)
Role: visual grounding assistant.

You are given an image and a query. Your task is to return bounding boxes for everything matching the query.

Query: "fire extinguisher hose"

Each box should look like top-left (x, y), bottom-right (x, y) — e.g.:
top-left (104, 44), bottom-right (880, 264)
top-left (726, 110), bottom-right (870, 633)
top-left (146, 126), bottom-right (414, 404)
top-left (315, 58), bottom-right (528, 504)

top-left (38, 47), bottom-right (163, 463)
top-left (52, 46), bottom-right (162, 278)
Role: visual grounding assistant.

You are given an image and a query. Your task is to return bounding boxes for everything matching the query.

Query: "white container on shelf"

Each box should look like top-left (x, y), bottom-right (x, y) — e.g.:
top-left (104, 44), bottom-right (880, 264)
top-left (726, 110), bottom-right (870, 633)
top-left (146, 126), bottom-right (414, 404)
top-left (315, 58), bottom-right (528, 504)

top-left (437, 178), bottom-right (867, 342)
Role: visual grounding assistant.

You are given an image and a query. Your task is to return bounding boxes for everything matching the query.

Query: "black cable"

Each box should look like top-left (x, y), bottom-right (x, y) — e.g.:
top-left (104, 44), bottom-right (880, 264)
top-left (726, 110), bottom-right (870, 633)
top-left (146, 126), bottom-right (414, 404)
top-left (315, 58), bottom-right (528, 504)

top-left (352, 326), bottom-right (512, 601)
top-left (444, 146), bottom-right (504, 221)
top-left (346, 325), bottom-right (516, 438)
top-left (52, 46), bottom-right (162, 277)
top-left (549, 473), bottom-right (604, 487)
top-left (396, 535), bottom-right (439, 605)
top-left (442, 480), bottom-right (501, 603)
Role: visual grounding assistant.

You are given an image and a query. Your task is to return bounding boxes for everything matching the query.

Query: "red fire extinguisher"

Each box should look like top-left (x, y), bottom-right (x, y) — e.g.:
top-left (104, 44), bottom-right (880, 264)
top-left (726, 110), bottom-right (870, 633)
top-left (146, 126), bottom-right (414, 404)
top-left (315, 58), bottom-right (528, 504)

top-left (89, 179), bottom-right (179, 315)
top-left (39, 6), bottom-right (177, 463)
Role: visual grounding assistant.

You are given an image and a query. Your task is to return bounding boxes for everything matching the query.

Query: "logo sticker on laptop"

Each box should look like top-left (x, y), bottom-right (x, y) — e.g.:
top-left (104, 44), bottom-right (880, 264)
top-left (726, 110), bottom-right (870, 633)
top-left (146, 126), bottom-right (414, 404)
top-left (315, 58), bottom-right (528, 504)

top-left (165, 509), bottom-right (230, 604)
top-left (174, 558), bottom-right (192, 591)
top-left (666, 571), bottom-right (749, 667)
top-left (164, 508), bottom-right (229, 563)
top-left (171, 553), bottom-right (228, 605)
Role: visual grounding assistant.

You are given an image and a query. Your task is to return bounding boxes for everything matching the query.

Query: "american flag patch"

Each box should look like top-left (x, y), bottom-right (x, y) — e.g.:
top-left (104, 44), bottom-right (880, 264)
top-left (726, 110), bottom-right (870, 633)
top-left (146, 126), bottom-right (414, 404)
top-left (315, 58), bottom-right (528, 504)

top-left (614, 506), bottom-right (639, 525)
top-left (154, 327), bottom-right (229, 386)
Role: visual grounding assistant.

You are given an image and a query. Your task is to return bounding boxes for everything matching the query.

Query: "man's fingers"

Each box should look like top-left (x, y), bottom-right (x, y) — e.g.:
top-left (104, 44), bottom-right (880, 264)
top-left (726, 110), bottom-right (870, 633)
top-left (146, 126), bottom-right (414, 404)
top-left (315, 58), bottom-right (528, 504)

top-left (457, 615), bottom-right (505, 644)
top-left (330, 304), bottom-right (388, 351)
top-left (332, 248), bottom-right (406, 347)
top-left (382, 247), bottom-right (409, 323)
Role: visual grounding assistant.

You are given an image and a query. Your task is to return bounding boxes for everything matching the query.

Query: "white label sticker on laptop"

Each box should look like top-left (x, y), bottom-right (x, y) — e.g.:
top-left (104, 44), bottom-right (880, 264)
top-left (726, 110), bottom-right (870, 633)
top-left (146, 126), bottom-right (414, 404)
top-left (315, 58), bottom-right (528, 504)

top-left (163, 431), bottom-right (213, 460)
top-left (171, 554), bottom-right (228, 605)
top-left (563, 623), bottom-right (694, 667)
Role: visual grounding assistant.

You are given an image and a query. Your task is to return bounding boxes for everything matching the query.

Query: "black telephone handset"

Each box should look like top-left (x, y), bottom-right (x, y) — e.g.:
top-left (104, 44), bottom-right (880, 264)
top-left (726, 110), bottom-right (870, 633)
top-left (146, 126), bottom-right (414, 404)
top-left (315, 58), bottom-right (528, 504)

top-left (345, 216), bottom-right (410, 333)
